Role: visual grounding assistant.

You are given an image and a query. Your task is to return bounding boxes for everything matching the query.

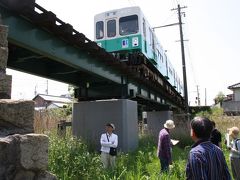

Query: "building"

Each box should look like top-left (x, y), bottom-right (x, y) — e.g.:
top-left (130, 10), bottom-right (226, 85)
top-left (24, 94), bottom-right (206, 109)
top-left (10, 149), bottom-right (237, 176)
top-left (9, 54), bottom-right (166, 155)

top-left (222, 82), bottom-right (240, 115)
top-left (32, 94), bottom-right (73, 110)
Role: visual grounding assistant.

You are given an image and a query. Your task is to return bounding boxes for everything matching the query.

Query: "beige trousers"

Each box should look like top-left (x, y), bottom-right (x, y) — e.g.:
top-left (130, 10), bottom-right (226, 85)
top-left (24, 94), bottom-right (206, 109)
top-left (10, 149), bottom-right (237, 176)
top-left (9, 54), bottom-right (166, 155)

top-left (101, 151), bottom-right (116, 168)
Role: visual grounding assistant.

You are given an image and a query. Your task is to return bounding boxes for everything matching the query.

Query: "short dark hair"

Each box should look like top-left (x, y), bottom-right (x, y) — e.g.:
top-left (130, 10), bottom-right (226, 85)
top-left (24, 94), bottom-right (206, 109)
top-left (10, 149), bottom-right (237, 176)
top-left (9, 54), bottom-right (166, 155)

top-left (190, 117), bottom-right (213, 139)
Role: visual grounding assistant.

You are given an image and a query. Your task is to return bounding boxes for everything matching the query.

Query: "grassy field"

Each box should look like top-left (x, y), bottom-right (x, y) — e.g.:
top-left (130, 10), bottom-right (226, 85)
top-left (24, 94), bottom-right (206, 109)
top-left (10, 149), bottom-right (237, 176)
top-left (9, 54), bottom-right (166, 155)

top-left (43, 108), bottom-right (240, 179)
top-left (47, 132), bottom-right (233, 179)
top-left (48, 133), bottom-right (189, 180)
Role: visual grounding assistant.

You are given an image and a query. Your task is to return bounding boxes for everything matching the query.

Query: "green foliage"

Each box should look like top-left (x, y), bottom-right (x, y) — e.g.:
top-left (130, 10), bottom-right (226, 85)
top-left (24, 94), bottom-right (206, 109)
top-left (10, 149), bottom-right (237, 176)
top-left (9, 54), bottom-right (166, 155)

top-left (214, 91), bottom-right (225, 104)
top-left (47, 115), bottom-right (240, 179)
top-left (195, 107), bottom-right (223, 119)
top-left (46, 105), bottom-right (72, 120)
top-left (48, 133), bottom-right (190, 180)
top-left (48, 132), bottom-right (103, 179)
top-left (211, 107), bottom-right (224, 117)
top-left (68, 85), bottom-right (75, 98)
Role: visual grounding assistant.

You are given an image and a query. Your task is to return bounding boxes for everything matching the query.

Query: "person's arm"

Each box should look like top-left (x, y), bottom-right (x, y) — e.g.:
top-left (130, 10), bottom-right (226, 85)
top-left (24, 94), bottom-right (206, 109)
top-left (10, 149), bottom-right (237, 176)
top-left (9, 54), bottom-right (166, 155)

top-left (100, 134), bottom-right (112, 147)
top-left (228, 140), bottom-right (240, 155)
top-left (230, 147), bottom-right (240, 155)
top-left (111, 134), bottom-right (118, 148)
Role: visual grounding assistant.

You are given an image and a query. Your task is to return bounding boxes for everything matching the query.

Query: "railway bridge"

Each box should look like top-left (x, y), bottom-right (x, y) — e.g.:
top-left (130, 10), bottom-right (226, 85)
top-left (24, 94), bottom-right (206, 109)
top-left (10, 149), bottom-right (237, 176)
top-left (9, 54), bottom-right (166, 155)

top-left (0, 0), bottom-right (187, 151)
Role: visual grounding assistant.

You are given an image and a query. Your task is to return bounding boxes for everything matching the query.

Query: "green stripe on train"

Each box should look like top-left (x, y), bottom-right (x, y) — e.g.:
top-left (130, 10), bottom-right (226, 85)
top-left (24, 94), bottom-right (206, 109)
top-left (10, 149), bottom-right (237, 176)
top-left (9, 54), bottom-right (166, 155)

top-left (96, 34), bottom-right (142, 52)
top-left (96, 34), bottom-right (157, 64)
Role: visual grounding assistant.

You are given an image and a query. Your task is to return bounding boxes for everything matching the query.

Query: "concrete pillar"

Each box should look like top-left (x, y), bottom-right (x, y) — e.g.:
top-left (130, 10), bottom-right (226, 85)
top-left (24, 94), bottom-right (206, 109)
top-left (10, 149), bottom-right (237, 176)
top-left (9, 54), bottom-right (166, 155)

top-left (72, 99), bottom-right (138, 152)
top-left (146, 111), bottom-right (173, 139)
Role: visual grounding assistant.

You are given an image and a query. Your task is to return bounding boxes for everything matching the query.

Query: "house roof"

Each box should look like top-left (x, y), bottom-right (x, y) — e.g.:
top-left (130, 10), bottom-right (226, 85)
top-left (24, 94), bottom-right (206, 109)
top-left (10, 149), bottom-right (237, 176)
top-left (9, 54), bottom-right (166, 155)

top-left (33, 94), bottom-right (73, 103)
top-left (228, 82), bottom-right (240, 90)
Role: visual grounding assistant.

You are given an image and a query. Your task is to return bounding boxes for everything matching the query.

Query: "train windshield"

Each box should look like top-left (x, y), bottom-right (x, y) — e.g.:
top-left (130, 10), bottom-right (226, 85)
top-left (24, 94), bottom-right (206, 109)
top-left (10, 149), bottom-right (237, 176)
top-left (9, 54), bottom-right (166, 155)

top-left (107, 19), bottom-right (116, 38)
top-left (96, 21), bottom-right (104, 39)
top-left (119, 15), bottom-right (138, 36)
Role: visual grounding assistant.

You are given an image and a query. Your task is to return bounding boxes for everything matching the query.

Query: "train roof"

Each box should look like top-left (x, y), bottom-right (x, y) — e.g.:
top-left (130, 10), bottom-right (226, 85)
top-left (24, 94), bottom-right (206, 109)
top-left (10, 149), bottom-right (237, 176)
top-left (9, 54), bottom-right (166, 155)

top-left (94, 6), bottom-right (142, 18)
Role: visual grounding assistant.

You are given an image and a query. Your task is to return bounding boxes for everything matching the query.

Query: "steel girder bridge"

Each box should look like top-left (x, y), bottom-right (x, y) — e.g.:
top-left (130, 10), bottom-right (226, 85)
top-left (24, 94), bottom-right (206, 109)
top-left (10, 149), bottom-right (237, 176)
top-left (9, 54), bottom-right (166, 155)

top-left (0, 0), bottom-right (186, 112)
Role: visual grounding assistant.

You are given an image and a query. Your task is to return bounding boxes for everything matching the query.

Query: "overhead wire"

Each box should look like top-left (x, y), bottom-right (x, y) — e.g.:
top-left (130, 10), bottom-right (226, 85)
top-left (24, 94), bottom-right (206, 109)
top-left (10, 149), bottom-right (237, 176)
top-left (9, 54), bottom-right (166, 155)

top-left (179, 1), bottom-right (198, 89)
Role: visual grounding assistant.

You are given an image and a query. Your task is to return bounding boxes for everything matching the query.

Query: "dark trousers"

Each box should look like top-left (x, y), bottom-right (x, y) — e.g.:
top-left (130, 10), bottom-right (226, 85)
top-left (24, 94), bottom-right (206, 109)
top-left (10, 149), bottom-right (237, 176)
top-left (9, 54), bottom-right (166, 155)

top-left (159, 157), bottom-right (169, 172)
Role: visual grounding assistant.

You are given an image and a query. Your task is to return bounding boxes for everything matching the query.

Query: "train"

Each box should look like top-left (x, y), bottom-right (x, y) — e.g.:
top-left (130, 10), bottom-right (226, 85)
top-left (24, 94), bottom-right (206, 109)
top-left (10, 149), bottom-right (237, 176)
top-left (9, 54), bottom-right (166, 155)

top-left (94, 6), bottom-right (183, 95)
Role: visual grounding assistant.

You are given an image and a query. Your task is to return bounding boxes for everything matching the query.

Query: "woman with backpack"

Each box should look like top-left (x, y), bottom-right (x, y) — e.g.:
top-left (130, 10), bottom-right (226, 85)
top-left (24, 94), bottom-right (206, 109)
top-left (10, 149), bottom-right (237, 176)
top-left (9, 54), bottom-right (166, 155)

top-left (228, 126), bottom-right (240, 180)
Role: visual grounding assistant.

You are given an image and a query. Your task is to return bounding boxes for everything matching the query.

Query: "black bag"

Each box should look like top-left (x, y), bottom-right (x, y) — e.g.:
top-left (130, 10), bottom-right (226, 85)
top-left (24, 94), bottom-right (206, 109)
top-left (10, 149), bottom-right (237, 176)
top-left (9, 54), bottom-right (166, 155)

top-left (106, 134), bottom-right (117, 156)
top-left (109, 147), bottom-right (117, 156)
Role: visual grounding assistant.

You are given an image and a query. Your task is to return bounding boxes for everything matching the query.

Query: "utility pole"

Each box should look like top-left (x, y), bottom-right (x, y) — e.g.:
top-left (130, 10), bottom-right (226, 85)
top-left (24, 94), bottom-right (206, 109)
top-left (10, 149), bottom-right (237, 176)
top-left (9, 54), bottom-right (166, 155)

top-left (196, 85), bottom-right (200, 106)
top-left (172, 4), bottom-right (189, 114)
top-left (46, 80), bottom-right (48, 95)
top-left (153, 4), bottom-right (189, 116)
top-left (205, 88), bottom-right (207, 106)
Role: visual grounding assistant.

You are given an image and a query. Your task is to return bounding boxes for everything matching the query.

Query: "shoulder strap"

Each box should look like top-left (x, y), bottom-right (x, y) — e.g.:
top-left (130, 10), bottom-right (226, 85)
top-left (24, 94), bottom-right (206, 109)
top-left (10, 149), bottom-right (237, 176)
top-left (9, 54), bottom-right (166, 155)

top-left (106, 133), bottom-right (109, 142)
top-left (235, 138), bottom-right (240, 150)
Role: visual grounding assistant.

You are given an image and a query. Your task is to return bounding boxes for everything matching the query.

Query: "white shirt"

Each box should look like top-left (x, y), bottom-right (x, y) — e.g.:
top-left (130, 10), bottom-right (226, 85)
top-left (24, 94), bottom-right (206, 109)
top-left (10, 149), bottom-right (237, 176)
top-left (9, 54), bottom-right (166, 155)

top-left (100, 132), bottom-right (118, 153)
top-left (230, 139), bottom-right (240, 158)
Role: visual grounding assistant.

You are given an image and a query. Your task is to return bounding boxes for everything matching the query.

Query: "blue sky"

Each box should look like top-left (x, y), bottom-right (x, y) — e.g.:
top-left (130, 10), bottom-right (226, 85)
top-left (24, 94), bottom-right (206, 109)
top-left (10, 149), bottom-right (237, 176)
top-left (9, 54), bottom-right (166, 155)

top-left (6, 0), bottom-right (240, 105)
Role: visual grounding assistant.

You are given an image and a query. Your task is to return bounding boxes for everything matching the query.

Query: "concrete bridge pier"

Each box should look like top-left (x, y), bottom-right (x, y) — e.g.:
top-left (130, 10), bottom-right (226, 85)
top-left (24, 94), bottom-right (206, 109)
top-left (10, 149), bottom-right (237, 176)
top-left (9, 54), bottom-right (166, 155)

top-left (72, 99), bottom-right (138, 152)
top-left (146, 111), bottom-right (173, 139)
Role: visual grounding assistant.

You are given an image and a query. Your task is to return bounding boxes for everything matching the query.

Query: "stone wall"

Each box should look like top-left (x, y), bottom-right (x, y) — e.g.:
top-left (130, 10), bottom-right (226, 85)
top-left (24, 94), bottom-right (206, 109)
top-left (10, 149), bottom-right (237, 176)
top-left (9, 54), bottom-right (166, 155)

top-left (0, 16), bottom-right (11, 99)
top-left (0, 15), bottom-right (57, 180)
top-left (0, 133), bottom-right (56, 179)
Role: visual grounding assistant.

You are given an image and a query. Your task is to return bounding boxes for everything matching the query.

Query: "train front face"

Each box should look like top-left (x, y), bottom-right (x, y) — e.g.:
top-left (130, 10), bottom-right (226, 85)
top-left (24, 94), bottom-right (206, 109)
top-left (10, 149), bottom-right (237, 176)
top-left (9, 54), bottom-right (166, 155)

top-left (94, 7), bottom-right (143, 56)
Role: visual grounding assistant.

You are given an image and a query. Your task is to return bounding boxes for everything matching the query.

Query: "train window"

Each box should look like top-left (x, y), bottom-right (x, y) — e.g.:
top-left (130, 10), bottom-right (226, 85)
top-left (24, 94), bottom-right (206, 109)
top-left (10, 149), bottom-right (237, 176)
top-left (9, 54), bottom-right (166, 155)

top-left (157, 49), bottom-right (160, 58)
top-left (151, 31), bottom-right (155, 50)
top-left (107, 19), bottom-right (116, 38)
top-left (119, 15), bottom-right (138, 35)
top-left (169, 67), bottom-right (173, 75)
top-left (160, 54), bottom-right (163, 63)
top-left (143, 18), bottom-right (146, 37)
top-left (96, 21), bottom-right (104, 39)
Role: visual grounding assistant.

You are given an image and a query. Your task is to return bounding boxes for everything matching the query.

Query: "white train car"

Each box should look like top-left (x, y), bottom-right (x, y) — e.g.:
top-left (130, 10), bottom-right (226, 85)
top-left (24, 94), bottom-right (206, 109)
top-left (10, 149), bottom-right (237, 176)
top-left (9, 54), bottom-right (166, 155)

top-left (94, 6), bottom-right (183, 95)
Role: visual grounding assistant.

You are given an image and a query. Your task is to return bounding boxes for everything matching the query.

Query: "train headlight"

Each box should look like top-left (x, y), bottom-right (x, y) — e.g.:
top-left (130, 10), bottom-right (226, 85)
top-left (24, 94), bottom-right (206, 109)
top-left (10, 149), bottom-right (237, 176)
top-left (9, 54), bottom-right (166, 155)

top-left (132, 37), bottom-right (139, 47)
top-left (97, 42), bottom-right (102, 47)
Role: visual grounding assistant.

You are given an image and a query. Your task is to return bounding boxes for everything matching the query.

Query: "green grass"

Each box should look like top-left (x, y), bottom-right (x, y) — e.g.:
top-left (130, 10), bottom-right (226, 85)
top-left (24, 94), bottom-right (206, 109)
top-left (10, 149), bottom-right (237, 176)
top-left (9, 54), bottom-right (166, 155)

top-left (48, 110), bottom-right (238, 180)
top-left (48, 133), bottom-right (190, 180)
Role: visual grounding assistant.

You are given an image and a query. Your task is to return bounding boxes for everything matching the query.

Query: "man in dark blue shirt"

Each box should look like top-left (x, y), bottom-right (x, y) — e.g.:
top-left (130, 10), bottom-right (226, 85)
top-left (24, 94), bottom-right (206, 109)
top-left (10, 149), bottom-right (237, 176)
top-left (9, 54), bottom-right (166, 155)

top-left (186, 117), bottom-right (231, 180)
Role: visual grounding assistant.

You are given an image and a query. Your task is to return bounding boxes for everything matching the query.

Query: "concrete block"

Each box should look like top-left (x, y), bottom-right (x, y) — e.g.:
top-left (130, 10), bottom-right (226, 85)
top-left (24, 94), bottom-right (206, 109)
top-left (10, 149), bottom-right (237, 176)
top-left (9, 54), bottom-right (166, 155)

top-left (147, 111), bottom-right (173, 139)
top-left (0, 100), bottom-right (34, 136)
top-left (20, 134), bottom-right (49, 171)
top-left (0, 134), bottom-right (52, 179)
top-left (72, 99), bottom-right (138, 152)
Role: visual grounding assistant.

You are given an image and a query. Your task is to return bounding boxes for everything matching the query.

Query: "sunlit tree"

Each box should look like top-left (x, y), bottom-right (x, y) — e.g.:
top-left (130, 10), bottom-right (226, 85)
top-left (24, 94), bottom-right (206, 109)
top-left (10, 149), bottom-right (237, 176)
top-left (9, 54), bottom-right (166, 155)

top-left (214, 92), bottom-right (225, 105)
